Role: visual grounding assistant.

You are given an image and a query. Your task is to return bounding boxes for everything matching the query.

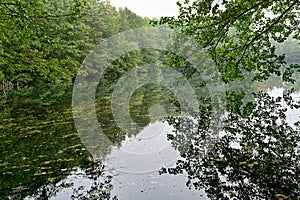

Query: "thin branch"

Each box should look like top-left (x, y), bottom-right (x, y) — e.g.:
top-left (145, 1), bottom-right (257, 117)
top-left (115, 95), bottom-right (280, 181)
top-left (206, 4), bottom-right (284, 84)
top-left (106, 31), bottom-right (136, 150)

top-left (29, 12), bottom-right (80, 19)
top-left (230, 0), bottom-right (271, 26)
top-left (2, 3), bottom-right (20, 15)
top-left (235, 0), bottom-right (299, 67)
top-left (0, 2), bottom-right (17, 6)
top-left (209, 0), bottom-right (271, 63)
top-left (212, 25), bottom-right (230, 63)
top-left (214, 0), bottom-right (271, 45)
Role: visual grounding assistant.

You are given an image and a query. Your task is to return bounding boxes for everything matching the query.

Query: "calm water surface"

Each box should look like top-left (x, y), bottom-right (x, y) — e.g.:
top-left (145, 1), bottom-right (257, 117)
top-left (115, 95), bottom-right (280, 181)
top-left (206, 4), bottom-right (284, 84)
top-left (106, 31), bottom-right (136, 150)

top-left (1, 87), bottom-right (299, 199)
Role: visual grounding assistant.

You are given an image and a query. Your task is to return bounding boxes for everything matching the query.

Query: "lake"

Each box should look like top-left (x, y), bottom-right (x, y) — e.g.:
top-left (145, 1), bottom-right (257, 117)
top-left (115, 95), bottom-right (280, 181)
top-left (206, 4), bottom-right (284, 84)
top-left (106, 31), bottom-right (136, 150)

top-left (1, 86), bottom-right (299, 200)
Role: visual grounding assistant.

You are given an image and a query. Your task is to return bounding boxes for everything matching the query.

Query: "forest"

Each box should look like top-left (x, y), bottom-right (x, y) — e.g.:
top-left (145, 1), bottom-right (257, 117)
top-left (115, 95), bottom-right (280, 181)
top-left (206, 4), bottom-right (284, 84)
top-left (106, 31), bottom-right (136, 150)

top-left (0, 0), bottom-right (150, 102)
top-left (1, 0), bottom-right (300, 200)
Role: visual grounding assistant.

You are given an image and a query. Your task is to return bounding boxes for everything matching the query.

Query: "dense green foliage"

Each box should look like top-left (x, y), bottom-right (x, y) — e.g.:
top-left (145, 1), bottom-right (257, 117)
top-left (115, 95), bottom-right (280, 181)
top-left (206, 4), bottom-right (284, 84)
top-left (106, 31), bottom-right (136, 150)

top-left (0, 0), bottom-right (148, 103)
top-left (156, 0), bottom-right (300, 83)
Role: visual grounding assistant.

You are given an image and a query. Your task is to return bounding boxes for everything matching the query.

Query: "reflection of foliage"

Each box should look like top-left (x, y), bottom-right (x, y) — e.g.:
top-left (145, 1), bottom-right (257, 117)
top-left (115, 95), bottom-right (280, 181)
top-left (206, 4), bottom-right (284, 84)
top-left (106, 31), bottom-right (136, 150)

top-left (0, 102), bottom-right (87, 199)
top-left (95, 98), bottom-right (125, 145)
top-left (25, 161), bottom-right (117, 200)
top-left (130, 84), bottom-right (180, 127)
top-left (71, 161), bottom-right (117, 200)
top-left (162, 92), bottom-right (300, 200)
top-left (95, 48), bottom-right (181, 136)
top-left (163, 95), bottom-right (215, 155)
top-left (0, 99), bottom-right (119, 199)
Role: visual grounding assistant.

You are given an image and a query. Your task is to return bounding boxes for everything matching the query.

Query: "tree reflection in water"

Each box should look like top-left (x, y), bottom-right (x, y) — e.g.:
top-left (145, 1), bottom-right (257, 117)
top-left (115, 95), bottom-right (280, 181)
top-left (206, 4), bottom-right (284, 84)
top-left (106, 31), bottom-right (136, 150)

top-left (26, 161), bottom-right (117, 200)
top-left (161, 90), bottom-right (300, 200)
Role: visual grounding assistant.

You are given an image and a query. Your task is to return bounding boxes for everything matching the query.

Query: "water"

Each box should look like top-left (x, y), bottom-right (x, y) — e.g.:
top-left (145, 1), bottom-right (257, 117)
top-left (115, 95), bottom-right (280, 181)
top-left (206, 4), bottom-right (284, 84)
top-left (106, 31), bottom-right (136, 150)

top-left (46, 121), bottom-right (207, 200)
top-left (1, 87), bottom-right (299, 199)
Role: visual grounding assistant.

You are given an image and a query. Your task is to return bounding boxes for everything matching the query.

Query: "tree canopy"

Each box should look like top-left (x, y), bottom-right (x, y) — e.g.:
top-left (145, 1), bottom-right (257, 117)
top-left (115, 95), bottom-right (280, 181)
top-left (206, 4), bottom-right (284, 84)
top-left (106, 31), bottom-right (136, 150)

top-left (156, 0), bottom-right (300, 83)
top-left (0, 0), bottom-right (149, 103)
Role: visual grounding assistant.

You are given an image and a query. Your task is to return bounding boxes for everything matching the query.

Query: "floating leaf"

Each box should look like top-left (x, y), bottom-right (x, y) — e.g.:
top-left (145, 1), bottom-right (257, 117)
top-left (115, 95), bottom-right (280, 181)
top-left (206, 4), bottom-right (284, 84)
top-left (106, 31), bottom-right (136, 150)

top-left (247, 162), bottom-right (258, 168)
top-left (42, 161), bottom-right (52, 165)
top-left (47, 177), bottom-right (56, 183)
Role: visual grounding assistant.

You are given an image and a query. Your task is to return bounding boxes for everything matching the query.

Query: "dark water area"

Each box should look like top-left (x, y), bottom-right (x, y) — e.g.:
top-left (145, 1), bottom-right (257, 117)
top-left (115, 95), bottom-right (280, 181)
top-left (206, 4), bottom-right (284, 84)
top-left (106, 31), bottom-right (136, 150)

top-left (1, 84), bottom-right (300, 200)
top-left (0, 86), bottom-right (300, 199)
top-left (0, 84), bottom-right (206, 200)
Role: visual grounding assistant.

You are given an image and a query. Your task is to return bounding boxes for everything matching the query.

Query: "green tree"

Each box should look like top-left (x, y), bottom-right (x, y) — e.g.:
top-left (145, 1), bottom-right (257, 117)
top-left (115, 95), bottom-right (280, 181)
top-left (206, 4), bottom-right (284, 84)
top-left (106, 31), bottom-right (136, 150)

top-left (155, 0), bottom-right (300, 83)
top-left (0, 0), bottom-right (90, 101)
top-left (0, 0), bottom-right (151, 103)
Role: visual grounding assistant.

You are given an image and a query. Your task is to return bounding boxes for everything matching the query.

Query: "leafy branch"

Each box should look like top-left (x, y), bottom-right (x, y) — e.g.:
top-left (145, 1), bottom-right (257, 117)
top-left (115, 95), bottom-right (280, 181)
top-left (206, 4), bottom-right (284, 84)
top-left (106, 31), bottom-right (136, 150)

top-left (235, 0), bottom-right (299, 67)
